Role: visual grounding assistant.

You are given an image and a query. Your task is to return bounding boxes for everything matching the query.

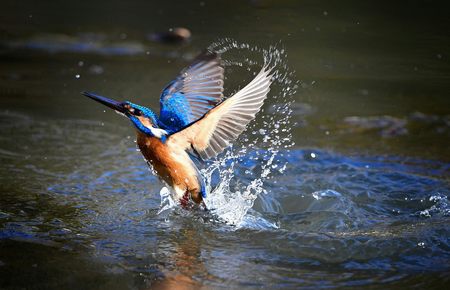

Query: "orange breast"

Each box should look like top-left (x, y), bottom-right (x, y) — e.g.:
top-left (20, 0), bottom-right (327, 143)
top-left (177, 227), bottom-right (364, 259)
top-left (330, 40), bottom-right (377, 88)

top-left (136, 132), bottom-right (202, 203)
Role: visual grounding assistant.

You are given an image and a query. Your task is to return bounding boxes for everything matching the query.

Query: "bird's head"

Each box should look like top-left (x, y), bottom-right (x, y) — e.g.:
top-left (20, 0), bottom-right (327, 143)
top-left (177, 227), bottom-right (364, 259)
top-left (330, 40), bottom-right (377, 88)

top-left (83, 92), bottom-right (168, 139)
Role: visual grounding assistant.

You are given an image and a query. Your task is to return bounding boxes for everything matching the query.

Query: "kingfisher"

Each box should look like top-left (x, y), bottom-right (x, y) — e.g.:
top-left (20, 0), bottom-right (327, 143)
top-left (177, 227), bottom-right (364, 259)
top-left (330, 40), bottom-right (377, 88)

top-left (83, 50), bottom-right (273, 206)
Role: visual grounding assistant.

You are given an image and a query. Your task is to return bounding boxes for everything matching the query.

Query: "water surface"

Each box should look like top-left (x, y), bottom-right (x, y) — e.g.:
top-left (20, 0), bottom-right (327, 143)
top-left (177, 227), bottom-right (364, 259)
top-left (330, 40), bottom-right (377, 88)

top-left (1, 0), bottom-right (449, 289)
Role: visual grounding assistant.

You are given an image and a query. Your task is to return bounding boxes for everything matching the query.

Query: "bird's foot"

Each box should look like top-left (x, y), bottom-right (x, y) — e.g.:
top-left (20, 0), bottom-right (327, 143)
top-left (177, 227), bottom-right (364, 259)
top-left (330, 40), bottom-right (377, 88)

top-left (180, 191), bottom-right (206, 210)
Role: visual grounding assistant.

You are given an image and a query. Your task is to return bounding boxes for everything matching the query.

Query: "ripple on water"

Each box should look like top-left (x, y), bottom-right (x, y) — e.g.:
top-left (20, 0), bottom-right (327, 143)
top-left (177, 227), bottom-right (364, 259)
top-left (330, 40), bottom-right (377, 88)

top-left (1, 110), bottom-right (450, 287)
top-left (1, 38), bottom-right (449, 288)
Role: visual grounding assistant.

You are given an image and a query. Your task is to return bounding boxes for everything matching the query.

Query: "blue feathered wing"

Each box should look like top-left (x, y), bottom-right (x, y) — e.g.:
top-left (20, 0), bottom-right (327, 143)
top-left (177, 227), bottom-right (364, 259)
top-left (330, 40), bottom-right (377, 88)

top-left (159, 50), bottom-right (224, 132)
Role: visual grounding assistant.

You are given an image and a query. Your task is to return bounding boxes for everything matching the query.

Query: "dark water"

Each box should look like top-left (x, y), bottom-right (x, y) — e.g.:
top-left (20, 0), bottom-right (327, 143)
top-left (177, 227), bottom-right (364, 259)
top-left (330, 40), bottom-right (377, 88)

top-left (1, 0), bottom-right (450, 289)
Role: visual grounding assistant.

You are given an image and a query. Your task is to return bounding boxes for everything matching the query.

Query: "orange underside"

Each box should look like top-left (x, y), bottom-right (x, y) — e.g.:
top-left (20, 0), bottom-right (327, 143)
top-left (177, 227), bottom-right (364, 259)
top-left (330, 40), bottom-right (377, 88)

top-left (136, 132), bottom-right (203, 204)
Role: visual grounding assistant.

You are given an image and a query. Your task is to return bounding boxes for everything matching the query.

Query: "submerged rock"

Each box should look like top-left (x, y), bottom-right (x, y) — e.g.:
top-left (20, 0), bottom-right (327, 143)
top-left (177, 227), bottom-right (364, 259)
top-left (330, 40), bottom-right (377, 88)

top-left (147, 27), bottom-right (192, 44)
top-left (343, 115), bottom-right (408, 137)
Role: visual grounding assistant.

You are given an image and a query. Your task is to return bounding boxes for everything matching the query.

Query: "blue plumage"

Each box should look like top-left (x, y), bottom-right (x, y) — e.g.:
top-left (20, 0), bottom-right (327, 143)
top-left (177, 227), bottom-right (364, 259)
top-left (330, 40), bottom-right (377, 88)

top-left (158, 50), bottom-right (224, 132)
top-left (126, 101), bottom-right (159, 135)
top-left (125, 102), bottom-right (158, 123)
top-left (159, 92), bottom-right (193, 132)
top-left (159, 92), bottom-right (220, 133)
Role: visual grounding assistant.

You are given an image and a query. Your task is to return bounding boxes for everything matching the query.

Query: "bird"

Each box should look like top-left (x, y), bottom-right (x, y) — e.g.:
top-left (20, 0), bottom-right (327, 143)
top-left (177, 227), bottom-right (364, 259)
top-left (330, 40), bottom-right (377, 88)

top-left (83, 50), bottom-right (273, 206)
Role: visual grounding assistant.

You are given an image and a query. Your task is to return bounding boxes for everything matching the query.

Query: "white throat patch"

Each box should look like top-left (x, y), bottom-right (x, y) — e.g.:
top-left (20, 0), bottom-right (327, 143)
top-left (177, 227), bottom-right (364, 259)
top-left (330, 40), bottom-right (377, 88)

top-left (149, 127), bottom-right (168, 138)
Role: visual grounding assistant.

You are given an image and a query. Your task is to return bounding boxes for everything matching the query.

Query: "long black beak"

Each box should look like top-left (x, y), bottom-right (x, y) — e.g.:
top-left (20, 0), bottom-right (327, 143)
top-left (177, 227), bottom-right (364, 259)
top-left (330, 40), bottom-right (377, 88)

top-left (82, 92), bottom-right (127, 114)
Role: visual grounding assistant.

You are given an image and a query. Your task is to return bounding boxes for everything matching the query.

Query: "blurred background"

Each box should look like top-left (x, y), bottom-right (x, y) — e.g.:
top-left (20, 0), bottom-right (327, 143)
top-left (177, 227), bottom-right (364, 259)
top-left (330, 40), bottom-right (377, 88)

top-left (1, 0), bottom-right (449, 159)
top-left (1, 0), bottom-right (449, 289)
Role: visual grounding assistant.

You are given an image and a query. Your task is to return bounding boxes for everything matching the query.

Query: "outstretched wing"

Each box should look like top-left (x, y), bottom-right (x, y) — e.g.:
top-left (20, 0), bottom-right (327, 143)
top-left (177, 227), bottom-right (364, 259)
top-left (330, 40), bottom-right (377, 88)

top-left (167, 66), bottom-right (273, 160)
top-left (159, 50), bottom-right (224, 132)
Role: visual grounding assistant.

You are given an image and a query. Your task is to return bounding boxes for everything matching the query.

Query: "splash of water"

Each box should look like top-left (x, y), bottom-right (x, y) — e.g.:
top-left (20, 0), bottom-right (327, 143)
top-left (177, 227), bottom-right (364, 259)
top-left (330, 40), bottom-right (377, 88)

top-left (417, 193), bottom-right (450, 218)
top-left (158, 39), bottom-right (298, 228)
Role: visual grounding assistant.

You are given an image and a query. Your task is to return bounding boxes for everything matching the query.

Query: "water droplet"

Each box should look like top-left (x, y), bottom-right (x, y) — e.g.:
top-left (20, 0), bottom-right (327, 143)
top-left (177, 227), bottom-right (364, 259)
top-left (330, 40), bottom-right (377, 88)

top-left (75, 74), bottom-right (80, 79)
